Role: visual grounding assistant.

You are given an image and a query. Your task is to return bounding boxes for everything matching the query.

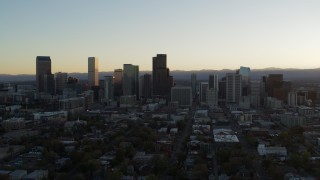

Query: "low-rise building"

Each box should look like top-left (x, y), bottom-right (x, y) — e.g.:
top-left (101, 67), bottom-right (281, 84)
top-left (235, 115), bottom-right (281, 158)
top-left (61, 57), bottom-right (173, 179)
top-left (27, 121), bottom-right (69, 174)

top-left (120, 95), bottom-right (136, 108)
top-left (280, 113), bottom-right (306, 128)
top-left (59, 97), bottom-right (85, 114)
top-left (257, 144), bottom-right (287, 160)
top-left (22, 170), bottom-right (48, 180)
top-left (1, 118), bottom-right (26, 131)
top-left (266, 97), bottom-right (282, 109)
top-left (33, 111), bottom-right (68, 124)
top-left (10, 170), bottom-right (27, 180)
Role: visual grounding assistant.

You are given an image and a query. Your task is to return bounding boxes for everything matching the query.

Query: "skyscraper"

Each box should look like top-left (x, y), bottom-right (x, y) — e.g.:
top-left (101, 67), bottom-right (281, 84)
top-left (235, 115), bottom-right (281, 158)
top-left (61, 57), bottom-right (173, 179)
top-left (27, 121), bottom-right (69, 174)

top-left (209, 74), bottom-right (219, 90)
top-left (55, 72), bottom-right (68, 95)
top-left (44, 73), bottom-right (55, 95)
top-left (266, 74), bottom-right (291, 102)
top-left (88, 57), bottom-right (99, 87)
top-left (207, 88), bottom-right (218, 107)
top-left (36, 56), bottom-right (52, 93)
top-left (104, 76), bottom-right (114, 101)
top-left (200, 82), bottom-right (209, 104)
top-left (114, 69), bottom-right (123, 97)
top-left (218, 77), bottom-right (227, 101)
top-left (123, 64), bottom-right (139, 97)
top-left (266, 74), bottom-right (283, 97)
top-left (207, 74), bottom-right (219, 107)
top-left (191, 73), bottom-right (197, 98)
top-left (238, 66), bottom-right (250, 96)
top-left (140, 74), bottom-right (152, 99)
top-left (226, 73), bottom-right (242, 104)
top-left (152, 54), bottom-right (173, 98)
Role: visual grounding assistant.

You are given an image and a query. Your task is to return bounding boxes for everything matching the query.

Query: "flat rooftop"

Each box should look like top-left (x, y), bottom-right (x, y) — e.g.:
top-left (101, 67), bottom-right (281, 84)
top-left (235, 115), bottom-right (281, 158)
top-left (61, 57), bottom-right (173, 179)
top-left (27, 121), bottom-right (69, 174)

top-left (214, 135), bottom-right (239, 143)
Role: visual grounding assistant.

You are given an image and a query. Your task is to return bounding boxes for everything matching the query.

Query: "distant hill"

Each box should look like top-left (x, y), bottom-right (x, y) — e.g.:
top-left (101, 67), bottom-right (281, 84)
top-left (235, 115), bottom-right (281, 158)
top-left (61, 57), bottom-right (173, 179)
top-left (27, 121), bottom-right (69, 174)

top-left (1, 68), bottom-right (320, 82)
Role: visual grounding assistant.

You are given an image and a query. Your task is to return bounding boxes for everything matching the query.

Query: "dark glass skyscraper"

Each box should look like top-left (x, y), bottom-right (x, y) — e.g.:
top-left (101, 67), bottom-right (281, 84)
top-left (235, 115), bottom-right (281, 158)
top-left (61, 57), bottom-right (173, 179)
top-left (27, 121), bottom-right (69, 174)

top-left (123, 64), bottom-right (139, 97)
top-left (191, 73), bottom-right (197, 98)
top-left (36, 56), bottom-right (53, 93)
top-left (114, 69), bottom-right (123, 97)
top-left (140, 74), bottom-right (152, 99)
top-left (238, 66), bottom-right (250, 96)
top-left (209, 74), bottom-right (219, 90)
top-left (152, 54), bottom-right (173, 98)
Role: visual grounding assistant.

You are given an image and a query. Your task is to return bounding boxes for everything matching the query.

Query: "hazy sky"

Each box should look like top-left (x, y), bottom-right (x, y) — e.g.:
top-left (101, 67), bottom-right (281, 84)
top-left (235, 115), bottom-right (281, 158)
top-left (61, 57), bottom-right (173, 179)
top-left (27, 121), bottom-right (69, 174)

top-left (1, 0), bottom-right (320, 74)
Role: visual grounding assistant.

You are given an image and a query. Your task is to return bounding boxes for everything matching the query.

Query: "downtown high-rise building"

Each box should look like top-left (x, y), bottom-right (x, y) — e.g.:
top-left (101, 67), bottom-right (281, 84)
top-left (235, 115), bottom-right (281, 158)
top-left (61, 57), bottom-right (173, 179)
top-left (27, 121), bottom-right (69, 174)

top-left (218, 77), bottom-right (227, 102)
top-left (44, 74), bottom-right (55, 95)
top-left (207, 74), bottom-right (219, 106)
top-left (114, 69), bottom-right (123, 97)
top-left (123, 64), bottom-right (139, 97)
top-left (191, 73), bottom-right (197, 98)
top-left (171, 86), bottom-right (192, 107)
top-left (200, 82), bottom-right (209, 104)
top-left (104, 76), bottom-right (114, 101)
top-left (55, 72), bottom-right (68, 95)
top-left (152, 54), bottom-right (173, 98)
top-left (140, 74), bottom-right (152, 99)
top-left (226, 73), bottom-right (242, 104)
top-left (36, 56), bottom-right (53, 94)
top-left (88, 57), bottom-right (99, 87)
top-left (266, 74), bottom-right (291, 102)
top-left (209, 74), bottom-right (219, 90)
top-left (238, 66), bottom-right (250, 96)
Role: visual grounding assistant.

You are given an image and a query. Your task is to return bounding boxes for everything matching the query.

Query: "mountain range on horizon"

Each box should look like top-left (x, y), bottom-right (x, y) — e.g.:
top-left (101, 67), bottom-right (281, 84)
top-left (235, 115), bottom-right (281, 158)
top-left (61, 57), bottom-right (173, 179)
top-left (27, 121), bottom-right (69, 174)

top-left (1, 67), bottom-right (320, 82)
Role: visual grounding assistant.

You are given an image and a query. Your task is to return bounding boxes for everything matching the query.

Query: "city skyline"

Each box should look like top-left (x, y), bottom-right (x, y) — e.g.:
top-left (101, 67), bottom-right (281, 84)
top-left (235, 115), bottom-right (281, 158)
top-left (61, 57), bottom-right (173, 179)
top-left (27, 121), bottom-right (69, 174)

top-left (1, 1), bottom-right (320, 74)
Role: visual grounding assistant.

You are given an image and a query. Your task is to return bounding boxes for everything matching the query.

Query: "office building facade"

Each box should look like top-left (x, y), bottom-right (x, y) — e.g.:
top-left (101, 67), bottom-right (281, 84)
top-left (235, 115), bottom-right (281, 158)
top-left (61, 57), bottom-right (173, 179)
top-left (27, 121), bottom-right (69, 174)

top-left (123, 64), bottom-right (139, 97)
top-left (171, 86), bottom-right (192, 107)
top-left (152, 54), bottom-right (173, 98)
top-left (88, 57), bottom-right (99, 87)
top-left (200, 82), bottom-right (209, 104)
top-left (140, 74), bottom-right (152, 99)
top-left (226, 73), bottom-right (242, 104)
top-left (36, 56), bottom-right (52, 93)
top-left (104, 76), bottom-right (114, 101)
top-left (209, 74), bottom-right (219, 90)
top-left (191, 73), bottom-right (197, 98)
top-left (55, 72), bottom-right (68, 95)
top-left (114, 69), bottom-right (123, 97)
top-left (238, 66), bottom-right (250, 96)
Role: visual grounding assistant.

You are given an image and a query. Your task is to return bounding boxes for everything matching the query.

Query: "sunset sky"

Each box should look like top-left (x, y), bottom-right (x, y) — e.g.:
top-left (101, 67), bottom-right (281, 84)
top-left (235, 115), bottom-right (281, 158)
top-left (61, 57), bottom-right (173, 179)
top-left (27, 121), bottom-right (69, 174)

top-left (1, 0), bottom-right (320, 74)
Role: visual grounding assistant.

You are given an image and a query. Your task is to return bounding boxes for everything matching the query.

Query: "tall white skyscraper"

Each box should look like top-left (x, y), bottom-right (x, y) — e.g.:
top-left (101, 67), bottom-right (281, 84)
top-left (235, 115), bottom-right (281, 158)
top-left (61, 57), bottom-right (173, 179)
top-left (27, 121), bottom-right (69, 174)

top-left (88, 57), bottom-right (99, 86)
top-left (226, 73), bottom-right (242, 104)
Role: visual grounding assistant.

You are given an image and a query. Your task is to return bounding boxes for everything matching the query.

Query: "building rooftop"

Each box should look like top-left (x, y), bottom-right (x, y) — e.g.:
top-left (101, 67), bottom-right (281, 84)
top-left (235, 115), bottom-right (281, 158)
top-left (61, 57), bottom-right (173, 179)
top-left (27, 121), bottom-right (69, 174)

top-left (214, 135), bottom-right (239, 143)
top-left (36, 56), bottom-right (51, 61)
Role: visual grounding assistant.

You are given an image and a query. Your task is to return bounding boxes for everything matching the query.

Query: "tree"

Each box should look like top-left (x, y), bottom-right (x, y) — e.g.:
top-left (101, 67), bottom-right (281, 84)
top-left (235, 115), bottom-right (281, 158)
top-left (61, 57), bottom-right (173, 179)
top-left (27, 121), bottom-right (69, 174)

top-left (73, 173), bottom-right (85, 180)
top-left (106, 170), bottom-right (122, 179)
top-left (261, 158), bottom-right (272, 169)
top-left (268, 165), bottom-right (283, 179)
top-left (78, 159), bottom-right (100, 178)
top-left (192, 163), bottom-right (208, 178)
top-left (6, 147), bottom-right (14, 158)
top-left (152, 155), bottom-right (168, 175)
